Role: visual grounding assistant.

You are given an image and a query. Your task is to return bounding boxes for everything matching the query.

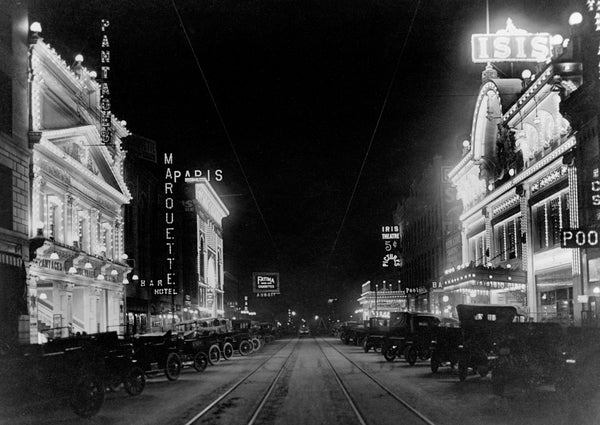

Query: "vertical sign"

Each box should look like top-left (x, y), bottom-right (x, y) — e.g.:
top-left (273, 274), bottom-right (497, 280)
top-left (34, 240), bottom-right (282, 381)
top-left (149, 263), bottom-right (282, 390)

top-left (161, 153), bottom-right (178, 296)
top-left (381, 225), bottom-right (401, 267)
top-left (100, 19), bottom-right (112, 145)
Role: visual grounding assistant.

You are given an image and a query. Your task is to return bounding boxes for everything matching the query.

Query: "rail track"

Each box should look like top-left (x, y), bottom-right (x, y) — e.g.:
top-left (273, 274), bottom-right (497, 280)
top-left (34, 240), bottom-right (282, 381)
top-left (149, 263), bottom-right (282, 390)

top-left (182, 337), bottom-right (299, 425)
top-left (317, 337), bottom-right (437, 425)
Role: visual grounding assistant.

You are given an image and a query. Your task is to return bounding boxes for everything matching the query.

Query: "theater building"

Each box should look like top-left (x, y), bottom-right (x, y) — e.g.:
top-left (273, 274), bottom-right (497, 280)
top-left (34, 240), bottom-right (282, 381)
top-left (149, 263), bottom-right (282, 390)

top-left (183, 177), bottom-right (229, 319)
top-left (442, 18), bottom-right (588, 323)
top-left (26, 36), bottom-right (131, 338)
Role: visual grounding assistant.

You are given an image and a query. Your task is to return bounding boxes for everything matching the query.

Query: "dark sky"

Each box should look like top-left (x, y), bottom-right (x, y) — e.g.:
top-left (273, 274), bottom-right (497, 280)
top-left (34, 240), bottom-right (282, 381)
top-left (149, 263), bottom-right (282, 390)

top-left (30, 0), bottom-right (584, 319)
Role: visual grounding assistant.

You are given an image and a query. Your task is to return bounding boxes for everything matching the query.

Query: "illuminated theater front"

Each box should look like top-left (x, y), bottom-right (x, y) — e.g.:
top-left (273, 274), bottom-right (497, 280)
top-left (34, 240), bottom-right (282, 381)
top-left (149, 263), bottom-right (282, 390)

top-left (438, 19), bottom-right (586, 323)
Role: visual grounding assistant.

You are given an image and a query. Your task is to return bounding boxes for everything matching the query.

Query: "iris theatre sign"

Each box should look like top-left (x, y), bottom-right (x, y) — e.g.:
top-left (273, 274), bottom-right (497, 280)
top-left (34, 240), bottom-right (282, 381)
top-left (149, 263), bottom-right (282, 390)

top-left (471, 18), bottom-right (552, 63)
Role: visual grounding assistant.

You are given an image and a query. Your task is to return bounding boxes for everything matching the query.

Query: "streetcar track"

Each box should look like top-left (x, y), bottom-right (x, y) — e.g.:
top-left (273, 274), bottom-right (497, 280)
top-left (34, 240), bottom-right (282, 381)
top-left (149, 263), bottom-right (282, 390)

top-left (317, 337), bottom-right (437, 425)
top-left (183, 337), bottom-right (299, 425)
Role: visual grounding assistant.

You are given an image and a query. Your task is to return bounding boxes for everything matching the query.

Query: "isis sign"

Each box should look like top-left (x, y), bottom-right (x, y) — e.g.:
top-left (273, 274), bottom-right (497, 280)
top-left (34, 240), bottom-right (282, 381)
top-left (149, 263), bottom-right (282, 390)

top-left (252, 272), bottom-right (280, 295)
top-left (471, 19), bottom-right (552, 63)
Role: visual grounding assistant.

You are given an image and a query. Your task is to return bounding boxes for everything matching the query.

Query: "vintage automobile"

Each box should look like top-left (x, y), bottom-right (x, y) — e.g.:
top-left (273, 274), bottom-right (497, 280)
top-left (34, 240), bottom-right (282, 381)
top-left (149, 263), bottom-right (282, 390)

top-left (361, 316), bottom-right (394, 353)
top-left (130, 331), bottom-right (182, 380)
top-left (402, 316), bottom-right (458, 365)
top-left (256, 322), bottom-right (277, 343)
top-left (339, 321), bottom-right (360, 344)
top-left (429, 325), bottom-right (462, 373)
top-left (0, 331), bottom-right (108, 418)
top-left (94, 331), bottom-right (146, 396)
top-left (177, 319), bottom-right (230, 363)
top-left (298, 325), bottom-right (310, 336)
top-left (429, 304), bottom-right (520, 381)
top-left (231, 319), bottom-right (262, 352)
top-left (380, 313), bottom-right (443, 362)
top-left (491, 322), bottom-right (600, 397)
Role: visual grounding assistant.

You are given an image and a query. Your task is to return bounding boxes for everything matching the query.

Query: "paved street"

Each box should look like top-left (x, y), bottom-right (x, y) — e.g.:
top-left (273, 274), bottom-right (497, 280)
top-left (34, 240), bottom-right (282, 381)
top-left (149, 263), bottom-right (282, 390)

top-left (2, 337), bottom-right (599, 425)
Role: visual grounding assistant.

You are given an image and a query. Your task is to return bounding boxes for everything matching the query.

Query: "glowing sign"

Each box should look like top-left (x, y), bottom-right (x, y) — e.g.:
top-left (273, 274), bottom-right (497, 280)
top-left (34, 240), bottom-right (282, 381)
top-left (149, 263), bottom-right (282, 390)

top-left (382, 253), bottom-right (401, 268)
top-left (164, 153), bottom-right (178, 295)
top-left (381, 225), bottom-right (400, 240)
top-left (471, 19), bottom-right (552, 63)
top-left (252, 272), bottom-right (280, 294)
top-left (99, 19), bottom-right (112, 145)
top-left (561, 229), bottom-right (600, 248)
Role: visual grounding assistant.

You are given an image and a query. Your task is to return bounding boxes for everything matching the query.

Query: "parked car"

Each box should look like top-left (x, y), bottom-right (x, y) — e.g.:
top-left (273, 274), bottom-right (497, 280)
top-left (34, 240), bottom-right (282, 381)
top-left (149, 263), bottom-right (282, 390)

top-left (130, 331), bottom-right (182, 381)
top-left (491, 322), bottom-right (600, 397)
top-left (380, 312), bottom-right (443, 362)
top-left (298, 326), bottom-right (310, 336)
top-left (429, 304), bottom-right (520, 381)
top-left (0, 332), bottom-right (108, 418)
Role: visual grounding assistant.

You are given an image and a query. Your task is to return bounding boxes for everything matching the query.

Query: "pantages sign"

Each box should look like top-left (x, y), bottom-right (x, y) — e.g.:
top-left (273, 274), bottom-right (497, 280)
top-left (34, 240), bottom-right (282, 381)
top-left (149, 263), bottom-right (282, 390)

top-left (471, 18), bottom-right (552, 63)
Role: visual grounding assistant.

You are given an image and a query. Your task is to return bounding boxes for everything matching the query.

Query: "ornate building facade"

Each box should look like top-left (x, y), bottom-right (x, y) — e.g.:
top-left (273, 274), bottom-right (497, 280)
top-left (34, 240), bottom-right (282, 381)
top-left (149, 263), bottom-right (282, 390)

top-left (184, 178), bottom-right (229, 319)
top-left (27, 36), bottom-right (131, 338)
top-left (443, 29), bottom-right (587, 322)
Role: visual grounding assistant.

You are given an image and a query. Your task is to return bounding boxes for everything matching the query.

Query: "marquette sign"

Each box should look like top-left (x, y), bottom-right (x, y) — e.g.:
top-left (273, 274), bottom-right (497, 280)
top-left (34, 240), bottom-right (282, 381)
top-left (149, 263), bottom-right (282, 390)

top-left (253, 272), bottom-right (280, 297)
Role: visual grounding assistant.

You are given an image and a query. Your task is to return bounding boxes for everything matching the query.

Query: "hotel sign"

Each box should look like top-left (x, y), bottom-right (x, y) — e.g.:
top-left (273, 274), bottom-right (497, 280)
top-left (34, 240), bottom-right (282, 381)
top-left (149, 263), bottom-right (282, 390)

top-left (471, 19), bottom-right (552, 63)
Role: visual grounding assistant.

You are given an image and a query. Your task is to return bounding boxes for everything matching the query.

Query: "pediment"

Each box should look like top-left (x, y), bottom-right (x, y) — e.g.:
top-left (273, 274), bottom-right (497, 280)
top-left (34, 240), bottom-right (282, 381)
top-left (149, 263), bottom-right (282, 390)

top-left (41, 126), bottom-right (130, 202)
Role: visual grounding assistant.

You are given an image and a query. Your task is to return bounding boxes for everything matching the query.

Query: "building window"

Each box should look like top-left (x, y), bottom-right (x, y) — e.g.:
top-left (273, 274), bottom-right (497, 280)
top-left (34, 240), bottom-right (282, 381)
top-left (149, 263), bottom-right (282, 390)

top-left (494, 216), bottom-right (522, 261)
top-left (0, 70), bottom-right (11, 134)
top-left (0, 164), bottom-right (12, 229)
top-left (533, 192), bottom-right (569, 251)
top-left (469, 232), bottom-right (487, 265)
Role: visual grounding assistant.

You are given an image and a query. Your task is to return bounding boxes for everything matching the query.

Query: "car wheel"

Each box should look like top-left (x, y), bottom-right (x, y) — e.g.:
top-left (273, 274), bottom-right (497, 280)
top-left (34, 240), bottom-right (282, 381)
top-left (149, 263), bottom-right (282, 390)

top-left (164, 353), bottom-right (182, 381)
top-left (124, 366), bottom-right (146, 396)
top-left (477, 365), bottom-right (489, 378)
top-left (70, 374), bottom-right (105, 418)
top-left (208, 344), bottom-right (221, 365)
top-left (430, 357), bottom-right (440, 373)
top-left (222, 342), bottom-right (234, 360)
top-left (193, 352), bottom-right (208, 372)
top-left (384, 347), bottom-right (397, 362)
top-left (239, 340), bottom-right (252, 356)
top-left (491, 369), bottom-right (506, 396)
top-left (458, 358), bottom-right (469, 382)
top-left (404, 346), bottom-right (418, 366)
top-left (251, 338), bottom-right (261, 351)
top-left (106, 376), bottom-right (121, 392)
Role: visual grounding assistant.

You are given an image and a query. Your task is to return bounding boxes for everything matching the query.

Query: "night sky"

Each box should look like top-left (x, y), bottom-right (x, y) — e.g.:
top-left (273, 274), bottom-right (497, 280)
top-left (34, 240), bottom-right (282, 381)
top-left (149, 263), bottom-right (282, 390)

top-left (29, 0), bottom-right (583, 320)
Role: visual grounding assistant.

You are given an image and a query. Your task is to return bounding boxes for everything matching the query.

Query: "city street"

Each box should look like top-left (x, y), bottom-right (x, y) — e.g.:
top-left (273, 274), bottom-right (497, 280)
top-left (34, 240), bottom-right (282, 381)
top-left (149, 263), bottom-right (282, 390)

top-left (1, 337), bottom-right (599, 425)
top-left (2, 1), bottom-right (600, 424)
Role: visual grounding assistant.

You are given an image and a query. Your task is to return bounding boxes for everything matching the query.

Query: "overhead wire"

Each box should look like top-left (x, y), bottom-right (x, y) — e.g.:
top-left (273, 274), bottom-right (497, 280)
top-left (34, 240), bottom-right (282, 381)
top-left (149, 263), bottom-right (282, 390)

top-left (325, 0), bottom-right (421, 276)
top-left (170, 0), bottom-right (280, 260)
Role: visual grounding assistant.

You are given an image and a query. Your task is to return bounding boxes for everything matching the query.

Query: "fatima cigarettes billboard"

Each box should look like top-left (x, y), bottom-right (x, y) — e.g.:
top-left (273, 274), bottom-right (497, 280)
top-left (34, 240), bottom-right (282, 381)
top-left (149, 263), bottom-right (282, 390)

top-left (252, 272), bottom-right (280, 295)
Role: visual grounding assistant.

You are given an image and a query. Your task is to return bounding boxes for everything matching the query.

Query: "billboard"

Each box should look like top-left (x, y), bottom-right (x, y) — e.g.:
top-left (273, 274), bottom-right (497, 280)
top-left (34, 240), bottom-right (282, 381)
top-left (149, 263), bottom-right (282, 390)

top-left (252, 272), bottom-right (280, 295)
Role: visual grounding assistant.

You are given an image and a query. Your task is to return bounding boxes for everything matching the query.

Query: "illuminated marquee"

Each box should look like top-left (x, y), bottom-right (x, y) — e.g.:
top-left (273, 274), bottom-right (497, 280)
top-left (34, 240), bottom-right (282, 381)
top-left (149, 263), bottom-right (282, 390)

top-left (471, 18), bottom-right (552, 63)
top-left (252, 272), bottom-right (280, 295)
top-left (100, 19), bottom-right (112, 145)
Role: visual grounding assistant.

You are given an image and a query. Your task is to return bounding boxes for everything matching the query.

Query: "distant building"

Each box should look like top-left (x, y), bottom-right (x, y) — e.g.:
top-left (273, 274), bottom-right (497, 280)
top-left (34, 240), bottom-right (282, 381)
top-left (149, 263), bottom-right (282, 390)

top-left (357, 279), bottom-right (406, 321)
top-left (393, 156), bottom-right (461, 313)
top-left (184, 178), bottom-right (229, 319)
top-left (224, 271), bottom-right (240, 319)
top-left (122, 134), bottom-right (163, 334)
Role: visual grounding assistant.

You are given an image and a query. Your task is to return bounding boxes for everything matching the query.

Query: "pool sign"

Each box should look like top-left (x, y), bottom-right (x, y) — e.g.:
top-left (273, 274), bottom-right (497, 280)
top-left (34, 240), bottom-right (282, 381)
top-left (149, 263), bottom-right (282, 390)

top-left (561, 229), bottom-right (600, 249)
top-left (471, 18), bottom-right (552, 63)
